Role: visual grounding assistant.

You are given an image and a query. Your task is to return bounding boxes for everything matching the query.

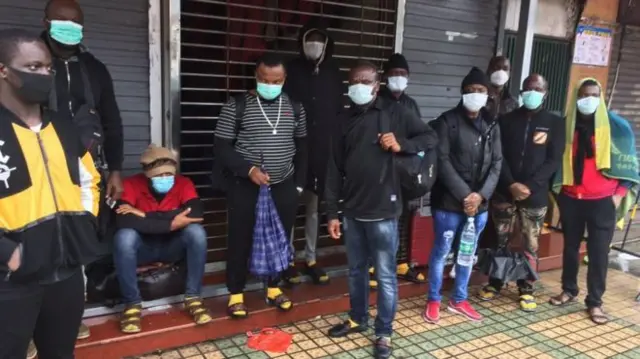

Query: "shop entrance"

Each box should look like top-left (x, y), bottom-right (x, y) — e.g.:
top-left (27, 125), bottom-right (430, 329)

top-left (178, 0), bottom-right (399, 272)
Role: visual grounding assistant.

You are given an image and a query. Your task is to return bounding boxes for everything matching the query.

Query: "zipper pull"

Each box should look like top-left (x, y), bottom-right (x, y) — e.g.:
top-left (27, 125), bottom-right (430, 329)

top-left (4, 270), bottom-right (11, 281)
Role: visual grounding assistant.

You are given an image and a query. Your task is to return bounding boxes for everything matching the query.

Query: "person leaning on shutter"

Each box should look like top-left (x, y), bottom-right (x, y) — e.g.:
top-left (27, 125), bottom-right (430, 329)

top-left (0, 28), bottom-right (102, 359)
top-left (214, 53), bottom-right (308, 319)
top-left (40, 0), bottom-right (126, 342)
top-left (369, 53), bottom-right (426, 288)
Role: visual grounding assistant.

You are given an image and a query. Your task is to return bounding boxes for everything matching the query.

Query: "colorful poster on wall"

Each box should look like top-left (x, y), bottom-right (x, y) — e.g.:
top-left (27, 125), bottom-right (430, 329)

top-left (572, 25), bottom-right (613, 67)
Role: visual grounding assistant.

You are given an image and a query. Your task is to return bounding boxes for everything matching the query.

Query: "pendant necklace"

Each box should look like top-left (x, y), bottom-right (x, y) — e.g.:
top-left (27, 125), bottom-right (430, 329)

top-left (257, 96), bottom-right (281, 135)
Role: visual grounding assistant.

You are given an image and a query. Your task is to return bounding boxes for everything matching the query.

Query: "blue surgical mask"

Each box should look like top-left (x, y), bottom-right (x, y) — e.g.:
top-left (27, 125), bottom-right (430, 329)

top-left (348, 84), bottom-right (375, 105)
top-left (49, 20), bottom-right (84, 46)
top-left (521, 90), bottom-right (545, 110)
top-left (256, 82), bottom-right (282, 100)
top-left (151, 176), bottom-right (175, 194)
top-left (577, 96), bottom-right (600, 115)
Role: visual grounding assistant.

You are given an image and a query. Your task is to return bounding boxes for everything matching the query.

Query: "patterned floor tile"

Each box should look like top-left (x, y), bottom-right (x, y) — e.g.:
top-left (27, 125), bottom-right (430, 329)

top-left (135, 268), bottom-right (640, 359)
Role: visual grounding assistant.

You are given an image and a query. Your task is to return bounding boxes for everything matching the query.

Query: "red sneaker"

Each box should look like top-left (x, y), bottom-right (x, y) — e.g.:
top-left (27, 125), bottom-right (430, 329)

top-left (422, 300), bottom-right (441, 324)
top-left (447, 300), bottom-right (483, 322)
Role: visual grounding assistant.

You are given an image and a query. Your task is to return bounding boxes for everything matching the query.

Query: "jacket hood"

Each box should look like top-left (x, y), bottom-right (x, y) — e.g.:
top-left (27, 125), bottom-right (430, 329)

top-left (298, 17), bottom-right (335, 62)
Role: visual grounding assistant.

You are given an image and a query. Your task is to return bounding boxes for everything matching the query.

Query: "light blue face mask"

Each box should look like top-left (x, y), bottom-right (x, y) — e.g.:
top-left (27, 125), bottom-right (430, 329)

top-left (521, 90), bottom-right (545, 110)
top-left (577, 96), bottom-right (600, 115)
top-left (151, 176), bottom-right (175, 194)
top-left (348, 84), bottom-right (375, 105)
top-left (256, 82), bottom-right (283, 100)
top-left (49, 20), bottom-right (84, 46)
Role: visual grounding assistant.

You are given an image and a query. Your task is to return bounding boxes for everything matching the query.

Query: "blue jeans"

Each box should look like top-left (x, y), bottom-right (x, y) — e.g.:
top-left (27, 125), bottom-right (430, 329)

top-left (113, 224), bottom-right (208, 304)
top-left (344, 217), bottom-right (399, 337)
top-left (428, 210), bottom-right (488, 303)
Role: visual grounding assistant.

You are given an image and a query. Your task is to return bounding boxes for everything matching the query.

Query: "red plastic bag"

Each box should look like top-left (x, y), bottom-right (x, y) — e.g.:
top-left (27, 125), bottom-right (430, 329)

top-left (246, 328), bottom-right (293, 353)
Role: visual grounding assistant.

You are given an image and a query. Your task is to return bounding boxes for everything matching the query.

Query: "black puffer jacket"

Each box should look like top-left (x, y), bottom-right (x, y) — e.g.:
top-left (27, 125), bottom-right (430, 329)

top-left (430, 105), bottom-right (503, 213)
top-left (283, 18), bottom-right (343, 196)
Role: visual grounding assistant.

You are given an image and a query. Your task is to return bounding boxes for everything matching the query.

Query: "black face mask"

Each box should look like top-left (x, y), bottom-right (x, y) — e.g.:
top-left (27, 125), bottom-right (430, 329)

top-left (9, 68), bottom-right (53, 105)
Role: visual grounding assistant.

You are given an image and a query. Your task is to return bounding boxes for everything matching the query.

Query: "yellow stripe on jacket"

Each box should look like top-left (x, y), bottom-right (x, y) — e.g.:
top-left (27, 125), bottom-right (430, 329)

top-left (0, 123), bottom-right (100, 232)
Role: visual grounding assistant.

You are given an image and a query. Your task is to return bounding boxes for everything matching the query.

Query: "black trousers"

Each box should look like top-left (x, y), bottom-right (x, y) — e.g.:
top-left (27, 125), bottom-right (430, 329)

top-left (558, 194), bottom-right (616, 308)
top-left (0, 270), bottom-right (84, 359)
top-left (226, 177), bottom-right (298, 294)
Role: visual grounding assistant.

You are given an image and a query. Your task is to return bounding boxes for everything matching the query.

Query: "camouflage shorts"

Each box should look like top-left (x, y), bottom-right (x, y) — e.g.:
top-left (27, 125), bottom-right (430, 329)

top-left (491, 203), bottom-right (547, 260)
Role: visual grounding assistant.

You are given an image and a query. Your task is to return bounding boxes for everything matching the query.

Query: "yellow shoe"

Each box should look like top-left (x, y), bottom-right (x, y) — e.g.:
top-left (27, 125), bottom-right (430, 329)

top-left (185, 296), bottom-right (213, 325)
top-left (77, 322), bottom-right (90, 340)
top-left (477, 285), bottom-right (499, 301)
top-left (519, 294), bottom-right (537, 312)
top-left (266, 287), bottom-right (293, 311)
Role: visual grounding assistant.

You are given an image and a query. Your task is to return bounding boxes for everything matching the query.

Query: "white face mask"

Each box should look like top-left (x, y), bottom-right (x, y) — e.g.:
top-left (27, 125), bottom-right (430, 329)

top-left (490, 70), bottom-right (510, 86)
top-left (387, 76), bottom-right (408, 92)
top-left (303, 41), bottom-right (325, 61)
top-left (462, 93), bottom-right (488, 112)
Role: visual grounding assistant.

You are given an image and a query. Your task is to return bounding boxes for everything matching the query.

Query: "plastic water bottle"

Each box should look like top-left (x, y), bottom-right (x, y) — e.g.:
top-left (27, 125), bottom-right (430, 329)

top-left (457, 217), bottom-right (476, 267)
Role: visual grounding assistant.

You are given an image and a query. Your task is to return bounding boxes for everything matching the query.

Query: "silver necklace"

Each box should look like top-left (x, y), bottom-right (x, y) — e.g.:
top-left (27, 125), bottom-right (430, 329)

top-left (256, 96), bottom-right (281, 135)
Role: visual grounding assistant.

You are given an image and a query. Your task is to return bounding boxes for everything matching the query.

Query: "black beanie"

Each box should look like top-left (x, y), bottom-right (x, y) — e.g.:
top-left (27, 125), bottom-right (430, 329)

top-left (461, 66), bottom-right (490, 90)
top-left (383, 53), bottom-right (409, 73)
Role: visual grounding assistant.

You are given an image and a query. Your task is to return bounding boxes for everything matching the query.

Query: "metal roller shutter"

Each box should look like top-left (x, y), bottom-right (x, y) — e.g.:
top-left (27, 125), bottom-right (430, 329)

top-left (0, 0), bottom-right (151, 174)
top-left (401, 0), bottom-right (501, 120)
top-left (607, 25), bottom-right (640, 157)
top-left (179, 0), bottom-right (399, 264)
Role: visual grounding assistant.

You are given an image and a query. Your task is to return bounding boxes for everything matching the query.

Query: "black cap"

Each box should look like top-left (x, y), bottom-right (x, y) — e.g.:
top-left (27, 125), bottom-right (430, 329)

top-left (461, 66), bottom-right (490, 90)
top-left (383, 53), bottom-right (409, 73)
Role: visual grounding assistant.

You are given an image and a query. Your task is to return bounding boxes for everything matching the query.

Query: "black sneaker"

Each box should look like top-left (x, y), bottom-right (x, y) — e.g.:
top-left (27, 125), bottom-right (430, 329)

top-left (374, 337), bottom-right (392, 359)
top-left (282, 264), bottom-right (301, 286)
top-left (327, 321), bottom-right (367, 338)
top-left (303, 263), bottom-right (329, 285)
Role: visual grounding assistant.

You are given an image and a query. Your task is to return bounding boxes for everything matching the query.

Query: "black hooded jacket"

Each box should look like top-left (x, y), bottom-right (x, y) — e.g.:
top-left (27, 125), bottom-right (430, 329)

top-left (42, 32), bottom-right (124, 172)
top-left (283, 18), bottom-right (343, 195)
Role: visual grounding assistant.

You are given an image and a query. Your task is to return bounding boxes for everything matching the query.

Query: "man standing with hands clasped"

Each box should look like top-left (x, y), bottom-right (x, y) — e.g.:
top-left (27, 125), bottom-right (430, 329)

top-left (324, 61), bottom-right (437, 359)
top-left (477, 74), bottom-right (564, 312)
top-left (424, 67), bottom-right (502, 324)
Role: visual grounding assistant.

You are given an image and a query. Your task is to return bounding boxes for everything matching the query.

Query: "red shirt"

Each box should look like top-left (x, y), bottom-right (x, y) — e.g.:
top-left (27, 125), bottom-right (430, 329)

top-left (121, 174), bottom-right (199, 212)
top-left (562, 134), bottom-right (627, 199)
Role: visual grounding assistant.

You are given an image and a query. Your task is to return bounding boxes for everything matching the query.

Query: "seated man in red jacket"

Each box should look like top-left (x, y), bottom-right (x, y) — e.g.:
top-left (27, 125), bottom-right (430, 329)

top-left (113, 145), bottom-right (209, 334)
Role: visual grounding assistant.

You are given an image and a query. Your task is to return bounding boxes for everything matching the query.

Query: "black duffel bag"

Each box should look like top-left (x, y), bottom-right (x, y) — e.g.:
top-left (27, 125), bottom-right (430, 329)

top-left (86, 259), bottom-right (187, 306)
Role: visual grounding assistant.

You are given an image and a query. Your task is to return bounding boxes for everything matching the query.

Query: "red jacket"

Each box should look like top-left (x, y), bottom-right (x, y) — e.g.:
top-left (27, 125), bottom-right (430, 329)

top-left (117, 174), bottom-right (204, 234)
top-left (562, 134), bottom-right (628, 200)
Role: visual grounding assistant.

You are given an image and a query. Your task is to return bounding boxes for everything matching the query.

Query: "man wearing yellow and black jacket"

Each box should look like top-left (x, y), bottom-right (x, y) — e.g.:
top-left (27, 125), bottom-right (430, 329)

top-left (0, 29), bottom-right (101, 359)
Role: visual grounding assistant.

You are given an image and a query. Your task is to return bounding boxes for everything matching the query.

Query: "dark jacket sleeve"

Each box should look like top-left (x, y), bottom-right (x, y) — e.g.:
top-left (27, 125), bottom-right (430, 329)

top-left (432, 117), bottom-right (473, 202)
top-left (524, 115), bottom-right (566, 193)
top-left (115, 200), bottom-right (173, 234)
top-left (324, 131), bottom-right (344, 221)
top-left (479, 125), bottom-right (503, 200)
top-left (498, 115), bottom-right (516, 188)
top-left (0, 231), bottom-right (16, 266)
top-left (94, 59), bottom-right (124, 171)
top-left (214, 98), bottom-right (254, 177)
top-left (397, 107), bottom-right (438, 154)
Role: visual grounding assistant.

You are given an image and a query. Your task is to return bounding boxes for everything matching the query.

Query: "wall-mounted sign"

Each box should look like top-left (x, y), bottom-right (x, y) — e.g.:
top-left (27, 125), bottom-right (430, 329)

top-left (572, 25), bottom-right (613, 67)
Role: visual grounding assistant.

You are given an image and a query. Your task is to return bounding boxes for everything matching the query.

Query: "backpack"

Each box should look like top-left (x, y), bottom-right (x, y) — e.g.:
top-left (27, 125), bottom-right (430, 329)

top-left (210, 93), bottom-right (303, 192)
top-left (378, 104), bottom-right (437, 201)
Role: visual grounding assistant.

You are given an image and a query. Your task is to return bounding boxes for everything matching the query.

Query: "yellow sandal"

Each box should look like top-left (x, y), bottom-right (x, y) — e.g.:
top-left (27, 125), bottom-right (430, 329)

top-left (185, 297), bottom-right (212, 325)
top-left (120, 304), bottom-right (143, 334)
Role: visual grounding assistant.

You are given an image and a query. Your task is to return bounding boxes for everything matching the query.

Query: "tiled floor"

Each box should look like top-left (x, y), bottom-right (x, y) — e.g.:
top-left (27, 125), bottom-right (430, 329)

top-left (134, 268), bottom-right (640, 359)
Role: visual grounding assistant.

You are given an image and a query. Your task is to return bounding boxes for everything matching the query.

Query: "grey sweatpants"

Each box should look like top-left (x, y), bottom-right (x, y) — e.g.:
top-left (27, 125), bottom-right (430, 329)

top-left (290, 190), bottom-right (319, 263)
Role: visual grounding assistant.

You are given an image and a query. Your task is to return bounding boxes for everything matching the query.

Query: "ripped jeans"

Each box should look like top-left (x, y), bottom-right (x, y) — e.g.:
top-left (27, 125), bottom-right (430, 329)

top-left (428, 210), bottom-right (488, 303)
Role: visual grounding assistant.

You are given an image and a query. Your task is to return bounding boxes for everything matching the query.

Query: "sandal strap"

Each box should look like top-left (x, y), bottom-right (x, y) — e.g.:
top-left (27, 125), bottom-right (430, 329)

top-left (272, 293), bottom-right (291, 307)
top-left (228, 302), bottom-right (248, 314)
